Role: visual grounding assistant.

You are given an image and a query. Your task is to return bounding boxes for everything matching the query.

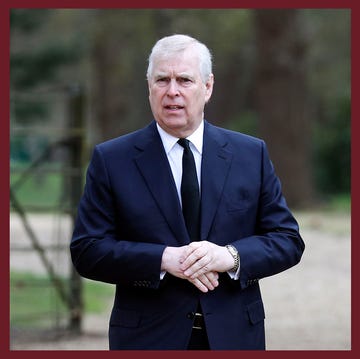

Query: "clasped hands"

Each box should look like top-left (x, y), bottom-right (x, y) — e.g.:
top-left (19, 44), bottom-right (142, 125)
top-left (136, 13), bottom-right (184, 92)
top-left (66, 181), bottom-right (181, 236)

top-left (161, 241), bottom-right (235, 293)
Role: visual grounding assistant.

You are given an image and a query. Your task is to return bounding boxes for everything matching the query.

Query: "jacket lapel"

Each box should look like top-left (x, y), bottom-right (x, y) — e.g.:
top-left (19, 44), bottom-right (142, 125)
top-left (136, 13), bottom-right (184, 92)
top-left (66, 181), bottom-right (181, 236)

top-left (201, 122), bottom-right (233, 241)
top-left (133, 122), bottom-right (190, 245)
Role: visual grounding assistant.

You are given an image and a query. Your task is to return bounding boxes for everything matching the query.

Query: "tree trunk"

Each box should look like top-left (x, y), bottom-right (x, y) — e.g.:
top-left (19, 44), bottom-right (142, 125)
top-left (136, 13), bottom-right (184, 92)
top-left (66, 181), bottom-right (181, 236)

top-left (254, 9), bottom-right (314, 208)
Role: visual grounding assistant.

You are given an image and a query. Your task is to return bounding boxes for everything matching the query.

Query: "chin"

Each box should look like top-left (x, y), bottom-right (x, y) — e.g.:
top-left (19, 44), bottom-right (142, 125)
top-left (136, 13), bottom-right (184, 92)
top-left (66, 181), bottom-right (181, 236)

top-left (162, 118), bottom-right (188, 129)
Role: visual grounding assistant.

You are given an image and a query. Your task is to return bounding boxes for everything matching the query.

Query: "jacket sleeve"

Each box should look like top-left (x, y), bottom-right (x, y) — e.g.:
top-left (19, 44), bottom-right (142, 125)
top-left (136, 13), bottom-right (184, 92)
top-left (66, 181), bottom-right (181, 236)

top-left (233, 140), bottom-right (305, 290)
top-left (70, 146), bottom-right (166, 288)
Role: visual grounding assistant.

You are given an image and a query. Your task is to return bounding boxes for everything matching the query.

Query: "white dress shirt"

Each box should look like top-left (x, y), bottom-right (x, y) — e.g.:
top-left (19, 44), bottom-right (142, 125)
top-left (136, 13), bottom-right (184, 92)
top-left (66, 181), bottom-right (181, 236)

top-left (156, 121), bottom-right (203, 206)
top-left (156, 120), bottom-right (240, 280)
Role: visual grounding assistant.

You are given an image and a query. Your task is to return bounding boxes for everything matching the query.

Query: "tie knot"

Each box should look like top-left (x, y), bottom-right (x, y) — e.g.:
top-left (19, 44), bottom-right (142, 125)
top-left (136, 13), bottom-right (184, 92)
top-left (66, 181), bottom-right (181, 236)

top-left (178, 138), bottom-right (190, 150)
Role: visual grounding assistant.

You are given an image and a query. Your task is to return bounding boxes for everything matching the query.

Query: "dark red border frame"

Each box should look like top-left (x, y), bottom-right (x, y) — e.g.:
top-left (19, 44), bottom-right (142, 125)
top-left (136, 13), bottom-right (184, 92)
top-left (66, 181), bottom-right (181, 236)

top-left (1, 0), bottom-right (357, 357)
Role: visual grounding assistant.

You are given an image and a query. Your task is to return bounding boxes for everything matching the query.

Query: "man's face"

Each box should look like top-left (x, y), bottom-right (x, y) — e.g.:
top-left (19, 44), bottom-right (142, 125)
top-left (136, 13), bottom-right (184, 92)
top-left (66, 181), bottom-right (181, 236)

top-left (148, 48), bottom-right (214, 138)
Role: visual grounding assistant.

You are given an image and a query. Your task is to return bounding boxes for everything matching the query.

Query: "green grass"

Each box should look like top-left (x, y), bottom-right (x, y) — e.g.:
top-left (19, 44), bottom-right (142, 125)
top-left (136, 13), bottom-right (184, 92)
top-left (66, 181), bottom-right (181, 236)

top-left (10, 171), bottom-right (65, 210)
top-left (313, 193), bottom-right (351, 213)
top-left (327, 193), bottom-right (351, 212)
top-left (83, 278), bottom-right (115, 313)
top-left (10, 271), bottom-right (115, 329)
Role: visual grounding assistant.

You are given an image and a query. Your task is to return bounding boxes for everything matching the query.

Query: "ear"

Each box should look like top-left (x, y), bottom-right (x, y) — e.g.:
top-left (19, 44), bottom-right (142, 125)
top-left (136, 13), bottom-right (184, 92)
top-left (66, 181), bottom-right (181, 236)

top-left (205, 74), bottom-right (214, 103)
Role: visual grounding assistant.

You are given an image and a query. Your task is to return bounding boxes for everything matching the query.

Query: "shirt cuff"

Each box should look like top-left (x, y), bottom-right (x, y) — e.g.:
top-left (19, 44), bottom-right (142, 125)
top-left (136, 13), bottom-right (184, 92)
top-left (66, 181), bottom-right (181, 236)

top-left (227, 257), bottom-right (241, 280)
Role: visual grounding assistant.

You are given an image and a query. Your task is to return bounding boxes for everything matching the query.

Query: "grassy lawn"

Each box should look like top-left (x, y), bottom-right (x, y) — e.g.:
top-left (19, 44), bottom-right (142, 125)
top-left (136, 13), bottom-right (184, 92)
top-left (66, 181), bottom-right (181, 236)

top-left (11, 171), bottom-right (67, 210)
top-left (10, 271), bottom-right (115, 329)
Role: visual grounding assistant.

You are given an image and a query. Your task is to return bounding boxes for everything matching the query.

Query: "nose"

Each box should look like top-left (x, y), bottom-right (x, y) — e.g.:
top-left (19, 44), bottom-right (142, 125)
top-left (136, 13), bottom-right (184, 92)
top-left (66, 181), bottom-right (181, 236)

top-left (166, 79), bottom-right (180, 97)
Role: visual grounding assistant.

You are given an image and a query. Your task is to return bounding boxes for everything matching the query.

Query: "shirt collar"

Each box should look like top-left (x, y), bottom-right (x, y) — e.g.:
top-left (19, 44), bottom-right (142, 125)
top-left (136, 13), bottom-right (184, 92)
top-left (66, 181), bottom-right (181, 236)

top-left (156, 120), bottom-right (204, 155)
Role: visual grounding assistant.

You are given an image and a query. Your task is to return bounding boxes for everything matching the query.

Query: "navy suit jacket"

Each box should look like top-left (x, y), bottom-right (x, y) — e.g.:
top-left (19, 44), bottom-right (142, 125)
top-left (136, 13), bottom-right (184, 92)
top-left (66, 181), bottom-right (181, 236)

top-left (70, 120), bottom-right (305, 350)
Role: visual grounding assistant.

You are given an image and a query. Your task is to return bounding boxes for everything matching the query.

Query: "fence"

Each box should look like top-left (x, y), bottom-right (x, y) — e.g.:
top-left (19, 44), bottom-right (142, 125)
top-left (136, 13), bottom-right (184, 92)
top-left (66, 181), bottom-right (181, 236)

top-left (10, 85), bottom-right (86, 339)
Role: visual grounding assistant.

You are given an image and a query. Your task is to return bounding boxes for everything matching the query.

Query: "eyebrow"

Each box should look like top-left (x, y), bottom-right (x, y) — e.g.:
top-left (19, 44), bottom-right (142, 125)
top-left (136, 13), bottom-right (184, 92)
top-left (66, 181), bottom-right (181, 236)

top-left (153, 72), bottom-right (195, 80)
top-left (178, 73), bottom-right (194, 80)
top-left (153, 74), bottom-right (168, 81)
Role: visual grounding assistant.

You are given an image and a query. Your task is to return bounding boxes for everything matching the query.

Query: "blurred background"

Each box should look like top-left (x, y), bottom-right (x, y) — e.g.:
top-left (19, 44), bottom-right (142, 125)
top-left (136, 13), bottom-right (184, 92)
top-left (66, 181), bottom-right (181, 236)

top-left (9, 9), bottom-right (350, 350)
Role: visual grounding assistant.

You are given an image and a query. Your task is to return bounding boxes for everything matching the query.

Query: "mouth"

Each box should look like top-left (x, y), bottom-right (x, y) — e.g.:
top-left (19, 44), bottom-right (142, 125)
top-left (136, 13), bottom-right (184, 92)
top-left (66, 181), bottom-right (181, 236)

top-left (164, 105), bottom-right (184, 110)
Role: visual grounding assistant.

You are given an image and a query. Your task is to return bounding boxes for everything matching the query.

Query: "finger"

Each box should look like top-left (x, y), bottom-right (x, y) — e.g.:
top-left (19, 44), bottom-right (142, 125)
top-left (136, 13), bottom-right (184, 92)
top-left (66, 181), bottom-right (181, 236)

top-left (203, 272), bottom-right (219, 288)
top-left (185, 258), bottom-right (211, 279)
top-left (197, 274), bottom-right (215, 291)
top-left (185, 250), bottom-right (214, 278)
top-left (179, 244), bottom-right (196, 265)
top-left (208, 271), bottom-right (219, 280)
top-left (190, 277), bottom-right (208, 293)
top-left (191, 272), bottom-right (219, 292)
top-left (180, 245), bottom-right (206, 271)
top-left (179, 246), bottom-right (192, 264)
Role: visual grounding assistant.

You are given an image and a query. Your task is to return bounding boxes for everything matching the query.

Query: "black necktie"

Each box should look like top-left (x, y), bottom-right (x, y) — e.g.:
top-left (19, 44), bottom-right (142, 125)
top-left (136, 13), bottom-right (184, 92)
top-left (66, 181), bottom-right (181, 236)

top-left (178, 138), bottom-right (200, 242)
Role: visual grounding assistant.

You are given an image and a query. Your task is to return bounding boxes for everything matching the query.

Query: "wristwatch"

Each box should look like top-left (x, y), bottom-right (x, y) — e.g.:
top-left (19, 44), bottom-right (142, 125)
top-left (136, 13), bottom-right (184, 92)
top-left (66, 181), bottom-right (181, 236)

top-left (225, 244), bottom-right (240, 272)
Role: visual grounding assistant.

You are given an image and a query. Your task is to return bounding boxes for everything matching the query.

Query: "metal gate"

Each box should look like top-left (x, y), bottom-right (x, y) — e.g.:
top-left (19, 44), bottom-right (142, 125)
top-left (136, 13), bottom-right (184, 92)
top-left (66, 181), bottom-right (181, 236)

top-left (10, 85), bottom-right (85, 341)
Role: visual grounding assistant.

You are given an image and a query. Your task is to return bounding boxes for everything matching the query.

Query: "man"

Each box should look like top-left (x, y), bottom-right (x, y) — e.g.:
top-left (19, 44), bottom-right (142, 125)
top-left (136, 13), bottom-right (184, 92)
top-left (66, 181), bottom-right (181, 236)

top-left (70, 34), bottom-right (305, 350)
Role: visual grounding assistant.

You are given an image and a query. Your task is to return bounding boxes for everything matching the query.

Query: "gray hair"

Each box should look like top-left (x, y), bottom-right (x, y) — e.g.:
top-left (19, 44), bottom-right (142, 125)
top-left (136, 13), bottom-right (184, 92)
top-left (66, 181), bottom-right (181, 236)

top-left (146, 34), bottom-right (213, 83)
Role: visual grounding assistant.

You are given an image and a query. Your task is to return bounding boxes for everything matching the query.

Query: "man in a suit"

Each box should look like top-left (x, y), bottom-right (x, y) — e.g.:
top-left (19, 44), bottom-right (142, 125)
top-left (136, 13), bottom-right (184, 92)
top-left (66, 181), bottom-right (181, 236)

top-left (70, 34), bottom-right (305, 350)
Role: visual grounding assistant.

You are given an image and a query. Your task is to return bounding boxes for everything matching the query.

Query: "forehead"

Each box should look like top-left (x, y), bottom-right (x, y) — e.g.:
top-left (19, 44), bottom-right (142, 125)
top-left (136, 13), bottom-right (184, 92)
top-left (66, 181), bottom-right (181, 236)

top-left (152, 50), bottom-right (201, 76)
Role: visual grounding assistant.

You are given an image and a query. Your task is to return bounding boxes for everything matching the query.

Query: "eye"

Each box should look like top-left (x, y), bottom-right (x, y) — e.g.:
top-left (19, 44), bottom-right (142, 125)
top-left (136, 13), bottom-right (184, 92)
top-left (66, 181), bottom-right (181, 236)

top-left (178, 77), bottom-right (192, 85)
top-left (156, 77), bottom-right (169, 84)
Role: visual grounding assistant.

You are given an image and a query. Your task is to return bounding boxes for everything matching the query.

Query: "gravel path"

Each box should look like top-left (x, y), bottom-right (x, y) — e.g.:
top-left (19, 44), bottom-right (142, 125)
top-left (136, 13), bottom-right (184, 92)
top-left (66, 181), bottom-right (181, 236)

top-left (10, 210), bottom-right (351, 350)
